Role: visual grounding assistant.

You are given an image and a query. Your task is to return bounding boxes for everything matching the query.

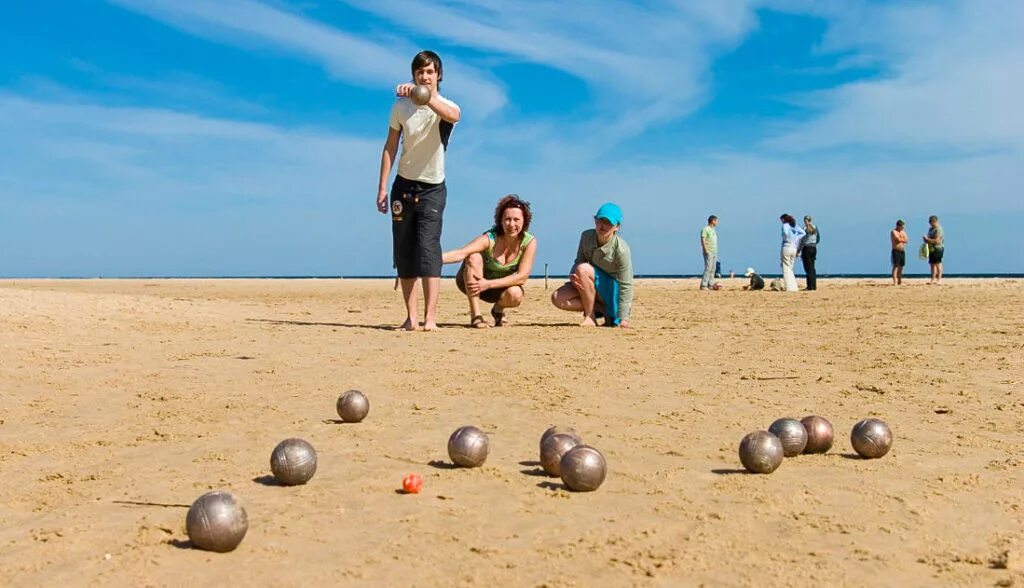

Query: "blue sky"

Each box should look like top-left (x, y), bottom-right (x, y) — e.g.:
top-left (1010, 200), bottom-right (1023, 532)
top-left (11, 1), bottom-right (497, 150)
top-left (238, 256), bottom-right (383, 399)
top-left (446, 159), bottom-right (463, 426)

top-left (2, 0), bottom-right (1022, 277)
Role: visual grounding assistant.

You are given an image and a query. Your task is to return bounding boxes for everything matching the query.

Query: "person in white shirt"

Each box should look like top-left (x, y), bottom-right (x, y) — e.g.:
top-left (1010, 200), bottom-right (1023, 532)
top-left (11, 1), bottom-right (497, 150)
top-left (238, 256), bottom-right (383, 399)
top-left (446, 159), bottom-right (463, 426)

top-left (376, 51), bottom-right (461, 331)
top-left (779, 213), bottom-right (806, 292)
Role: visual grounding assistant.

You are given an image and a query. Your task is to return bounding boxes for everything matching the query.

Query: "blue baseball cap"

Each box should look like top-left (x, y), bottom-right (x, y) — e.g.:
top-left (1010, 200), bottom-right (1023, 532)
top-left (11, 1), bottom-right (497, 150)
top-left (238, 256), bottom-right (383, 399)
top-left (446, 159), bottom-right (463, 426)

top-left (594, 202), bottom-right (623, 226)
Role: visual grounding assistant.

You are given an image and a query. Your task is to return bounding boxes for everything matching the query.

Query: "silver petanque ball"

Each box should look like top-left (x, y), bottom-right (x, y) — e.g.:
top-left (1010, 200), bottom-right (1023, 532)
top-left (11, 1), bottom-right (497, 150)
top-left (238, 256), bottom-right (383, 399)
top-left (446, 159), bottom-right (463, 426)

top-left (447, 426), bottom-right (489, 467)
top-left (800, 415), bottom-right (835, 454)
top-left (410, 84), bottom-right (432, 106)
top-left (186, 491), bottom-right (249, 552)
top-left (540, 433), bottom-right (581, 477)
top-left (559, 445), bottom-right (607, 492)
top-left (336, 389), bottom-right (370, 422)
top-left (851, 418), bottom-right (893, 459)
top-left (270, 438), bottom-right (318, 486)
top-left (539, 425), bottom-right (582, 453)
top-left (738, 431), bottom-right (785, 474)
top-left (768, 417), bottom-right (808, 457)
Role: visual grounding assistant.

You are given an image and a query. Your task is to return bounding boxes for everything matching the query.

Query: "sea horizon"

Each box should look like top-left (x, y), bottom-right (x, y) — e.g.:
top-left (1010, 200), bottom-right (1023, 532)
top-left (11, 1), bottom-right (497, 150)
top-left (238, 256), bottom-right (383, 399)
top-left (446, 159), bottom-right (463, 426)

top-left (4, 273), bottom-right (1022, 280)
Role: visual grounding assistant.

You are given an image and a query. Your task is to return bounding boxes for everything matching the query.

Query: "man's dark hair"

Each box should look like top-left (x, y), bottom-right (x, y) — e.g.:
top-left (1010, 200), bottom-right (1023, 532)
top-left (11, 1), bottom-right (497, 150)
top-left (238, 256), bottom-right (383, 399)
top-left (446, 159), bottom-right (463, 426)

top-left (411, 51), bottom-right (443, 88)
top-left (708, 215), bottom-right (717, 224)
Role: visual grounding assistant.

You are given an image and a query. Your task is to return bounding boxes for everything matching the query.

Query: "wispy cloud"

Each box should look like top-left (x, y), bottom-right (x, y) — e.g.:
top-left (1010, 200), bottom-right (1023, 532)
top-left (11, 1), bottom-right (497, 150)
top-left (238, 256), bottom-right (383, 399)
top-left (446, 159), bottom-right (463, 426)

top-left (341, 0), bottom-right (759, 141)
top-left (106, 0), bottom-right (508, 117)
top-left (766, 0), bottom-right (1024, 152)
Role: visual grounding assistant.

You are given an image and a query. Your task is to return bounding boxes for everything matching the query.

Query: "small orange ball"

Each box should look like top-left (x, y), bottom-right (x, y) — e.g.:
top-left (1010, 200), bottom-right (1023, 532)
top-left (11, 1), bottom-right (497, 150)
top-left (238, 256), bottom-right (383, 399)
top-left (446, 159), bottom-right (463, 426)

top-left (402, 473), bottom-right (423, 494)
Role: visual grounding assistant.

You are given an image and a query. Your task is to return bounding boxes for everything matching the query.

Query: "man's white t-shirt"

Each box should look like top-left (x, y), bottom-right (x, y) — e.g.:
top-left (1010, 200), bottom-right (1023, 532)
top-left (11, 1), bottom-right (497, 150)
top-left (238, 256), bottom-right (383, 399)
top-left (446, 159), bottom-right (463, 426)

top-left (388, 95), bottom-right (458, 184)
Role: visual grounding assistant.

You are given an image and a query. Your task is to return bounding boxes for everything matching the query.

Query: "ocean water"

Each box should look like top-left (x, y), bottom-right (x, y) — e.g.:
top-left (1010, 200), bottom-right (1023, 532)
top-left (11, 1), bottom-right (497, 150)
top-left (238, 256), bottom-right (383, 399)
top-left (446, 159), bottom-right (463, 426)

top-left (21, 273), bottom-right (1022, 280)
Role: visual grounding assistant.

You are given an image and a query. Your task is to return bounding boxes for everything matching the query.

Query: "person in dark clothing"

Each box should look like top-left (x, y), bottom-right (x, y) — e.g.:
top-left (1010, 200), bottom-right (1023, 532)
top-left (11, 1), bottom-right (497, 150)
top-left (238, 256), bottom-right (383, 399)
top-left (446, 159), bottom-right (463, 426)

top-left (799, 215), bottom-right (820, 291)
top-left (743, 267), bottom-right (765, 291)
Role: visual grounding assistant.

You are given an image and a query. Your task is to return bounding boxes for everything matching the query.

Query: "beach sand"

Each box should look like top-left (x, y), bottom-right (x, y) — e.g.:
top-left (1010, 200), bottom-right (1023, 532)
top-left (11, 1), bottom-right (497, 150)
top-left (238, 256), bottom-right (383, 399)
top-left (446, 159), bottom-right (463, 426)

top-left (1, 277), bottom-right (1022, 586)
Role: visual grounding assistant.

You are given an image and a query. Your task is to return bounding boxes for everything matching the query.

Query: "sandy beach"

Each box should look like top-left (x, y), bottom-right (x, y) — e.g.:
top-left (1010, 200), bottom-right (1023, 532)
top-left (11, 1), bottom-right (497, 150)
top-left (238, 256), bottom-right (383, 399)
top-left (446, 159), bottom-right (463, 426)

top-left (1, 277), bottom-right (1021, 586)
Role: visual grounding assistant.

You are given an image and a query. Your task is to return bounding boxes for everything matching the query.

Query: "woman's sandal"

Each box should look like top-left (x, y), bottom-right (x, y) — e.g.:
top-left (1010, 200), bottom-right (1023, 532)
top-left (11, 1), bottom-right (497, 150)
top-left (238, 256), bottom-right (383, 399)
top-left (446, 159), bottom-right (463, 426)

top-left (470, 315), bottom-right (490, 329)
top-left (491, 307), bottom-right (506, 327)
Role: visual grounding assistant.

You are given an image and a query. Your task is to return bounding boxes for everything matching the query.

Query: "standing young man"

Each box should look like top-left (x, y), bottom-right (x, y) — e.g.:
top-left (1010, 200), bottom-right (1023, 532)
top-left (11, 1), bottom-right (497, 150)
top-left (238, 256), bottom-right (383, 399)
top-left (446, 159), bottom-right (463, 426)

top-left (890, 219), bottom-right (908, 286)
top-left (377, 51), bottom-right (461, 331)
top-left (700, 215), bottom-right (718, 290)
top-left (923, 215), bottom-right (945, 285)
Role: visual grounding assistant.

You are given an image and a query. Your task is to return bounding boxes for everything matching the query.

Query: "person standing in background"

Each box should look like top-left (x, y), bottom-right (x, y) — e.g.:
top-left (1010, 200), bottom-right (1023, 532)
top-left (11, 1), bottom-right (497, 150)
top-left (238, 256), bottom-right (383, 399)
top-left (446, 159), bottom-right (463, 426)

top-left (924, 215), bottom-right (945, 285)
top-left (799, 215), bottom-right (820, 291)
top-left (890, 219), bottom-right (908, 286)
top-left (700, 215), bottom-right (718, 291)
top-left (779, 214), bottom-right (805, 292)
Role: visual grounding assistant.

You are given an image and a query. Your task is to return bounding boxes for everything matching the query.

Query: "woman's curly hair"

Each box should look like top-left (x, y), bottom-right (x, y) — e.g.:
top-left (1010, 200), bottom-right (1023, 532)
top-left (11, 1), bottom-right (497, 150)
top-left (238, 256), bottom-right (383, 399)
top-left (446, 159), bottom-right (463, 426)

top-left (493, 194), bottom-right (532, 236)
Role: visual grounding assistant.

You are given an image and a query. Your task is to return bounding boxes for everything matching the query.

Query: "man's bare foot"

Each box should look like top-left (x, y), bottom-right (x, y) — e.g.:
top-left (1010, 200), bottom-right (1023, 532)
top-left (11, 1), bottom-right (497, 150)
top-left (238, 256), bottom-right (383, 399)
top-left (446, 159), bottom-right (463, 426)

top-left (398, 318), bottom-right (419, 331)
top-left (580, 316), bottom-right (598, 327)
top-left (423, 322), bottom-right (440, 331)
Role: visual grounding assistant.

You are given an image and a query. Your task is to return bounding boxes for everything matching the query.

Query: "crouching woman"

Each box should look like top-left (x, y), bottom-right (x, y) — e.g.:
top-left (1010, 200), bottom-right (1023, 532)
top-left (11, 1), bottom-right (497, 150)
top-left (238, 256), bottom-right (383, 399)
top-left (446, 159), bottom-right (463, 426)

top-left (442, 194), bottom-right (537, 327)
top-left (550, 202), bottom-right (633, 328)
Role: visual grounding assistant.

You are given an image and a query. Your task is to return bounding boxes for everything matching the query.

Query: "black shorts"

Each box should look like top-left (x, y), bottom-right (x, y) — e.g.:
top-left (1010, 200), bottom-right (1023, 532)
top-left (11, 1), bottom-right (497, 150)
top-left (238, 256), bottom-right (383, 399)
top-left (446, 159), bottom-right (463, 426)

top-left (891, 249), bottom-right (906, 267)
top-left (929, 248), bottom-right (944, 264)
top-left (391, 175), bottom-right (446, 278)
top-left (455, 263), bottom-right (521, 304)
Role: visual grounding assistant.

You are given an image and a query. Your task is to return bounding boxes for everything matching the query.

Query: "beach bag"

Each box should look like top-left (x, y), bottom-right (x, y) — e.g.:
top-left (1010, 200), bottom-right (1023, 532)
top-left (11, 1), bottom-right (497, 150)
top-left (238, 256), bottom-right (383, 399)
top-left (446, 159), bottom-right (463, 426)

top-left (769, 278), bottom-right (785, 291)
top-left (918, 243), bottom-right (930, 260)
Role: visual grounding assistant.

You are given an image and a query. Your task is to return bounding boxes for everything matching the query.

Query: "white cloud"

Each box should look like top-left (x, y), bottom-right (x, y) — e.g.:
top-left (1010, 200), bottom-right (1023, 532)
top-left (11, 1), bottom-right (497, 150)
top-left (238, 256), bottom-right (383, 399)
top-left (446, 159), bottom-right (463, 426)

top-left (106, 0), bottom-right (508, 117)
top-left (766, 0), bottom-right (1024, 152)
top-left (340, 0), bottom-right (759, 141)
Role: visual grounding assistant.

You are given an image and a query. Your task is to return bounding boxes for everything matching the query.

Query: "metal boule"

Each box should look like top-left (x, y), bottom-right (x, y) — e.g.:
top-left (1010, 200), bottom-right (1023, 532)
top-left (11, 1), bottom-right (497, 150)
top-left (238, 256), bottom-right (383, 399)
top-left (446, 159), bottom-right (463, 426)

top-left (336, 389), bottom-right (370, 423)
top-left (850, 418), bottom-right (893, 459)
top-left (559, 445), bottom-right (607, 492)
top-left (800, 415), bottom-right (835, 454)
top-left (768, 417), bottom-right (808, 457)
top-left (540, 433), bottom-right (580, 477)
top-left (447, 425), bottom-right (489, 467)
top-left (185, 491), bottom-right (249, 552)
top-left (270, 438), bottom-right (318, 486)
top-left (738, 431), bottom-right (784, 474)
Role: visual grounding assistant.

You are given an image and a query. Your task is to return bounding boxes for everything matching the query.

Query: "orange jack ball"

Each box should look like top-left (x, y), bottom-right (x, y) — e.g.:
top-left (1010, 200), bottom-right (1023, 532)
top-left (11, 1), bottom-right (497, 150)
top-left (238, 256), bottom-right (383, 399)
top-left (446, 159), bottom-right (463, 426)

top-left (402, 473), bottom-right (423, 494)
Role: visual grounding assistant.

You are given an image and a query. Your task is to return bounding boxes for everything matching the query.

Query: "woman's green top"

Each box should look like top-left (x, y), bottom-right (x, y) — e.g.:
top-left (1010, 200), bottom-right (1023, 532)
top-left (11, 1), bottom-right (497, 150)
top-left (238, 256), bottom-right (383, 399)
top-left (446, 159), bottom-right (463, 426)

top-left (482, 230), bottom-right (533, 280)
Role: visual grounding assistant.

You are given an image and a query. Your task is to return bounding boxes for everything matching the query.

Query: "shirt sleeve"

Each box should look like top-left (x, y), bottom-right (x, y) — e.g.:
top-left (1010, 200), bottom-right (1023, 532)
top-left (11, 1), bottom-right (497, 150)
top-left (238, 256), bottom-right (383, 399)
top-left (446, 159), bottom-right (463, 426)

top-left (574, 231), bottom-right (590, 266)
top-left (388, 100), bottom-right (401, 131)
top-left (614, 239), bottom-right (634, 321)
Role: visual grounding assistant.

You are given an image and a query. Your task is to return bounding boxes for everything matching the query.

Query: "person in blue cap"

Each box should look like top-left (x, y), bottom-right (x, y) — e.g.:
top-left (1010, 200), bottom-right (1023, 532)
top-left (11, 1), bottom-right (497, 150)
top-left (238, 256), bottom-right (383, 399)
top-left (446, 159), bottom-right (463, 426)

top-left (550, 202), bottom-right (633, 327)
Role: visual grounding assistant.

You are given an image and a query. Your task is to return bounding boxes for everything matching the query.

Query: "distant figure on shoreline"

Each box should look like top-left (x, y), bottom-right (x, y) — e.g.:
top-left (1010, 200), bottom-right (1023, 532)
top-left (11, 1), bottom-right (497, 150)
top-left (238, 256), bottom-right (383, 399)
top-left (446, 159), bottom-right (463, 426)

top-left (743, 267), bottom-right (765, 291)
top-left (550, 202), bottom-right (633, 328)
top-left (890, 219), bottom-right (908, 286)
top-left (924, 215), bottom-right (945, 285)
top-left (700, 215), bottom-right (718, 291)
top-left (799, 215), bottom-right (819, 291)
top-left (442, 195), bottom-right (537, 328)
top-left (779, 214), bottom-right (806, 292)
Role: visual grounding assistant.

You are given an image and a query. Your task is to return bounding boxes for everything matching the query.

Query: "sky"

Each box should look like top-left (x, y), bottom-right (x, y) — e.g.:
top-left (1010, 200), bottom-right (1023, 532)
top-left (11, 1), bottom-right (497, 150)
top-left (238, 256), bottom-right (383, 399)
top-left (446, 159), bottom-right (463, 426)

top-left (1, 0), bottom-right (1022, 277)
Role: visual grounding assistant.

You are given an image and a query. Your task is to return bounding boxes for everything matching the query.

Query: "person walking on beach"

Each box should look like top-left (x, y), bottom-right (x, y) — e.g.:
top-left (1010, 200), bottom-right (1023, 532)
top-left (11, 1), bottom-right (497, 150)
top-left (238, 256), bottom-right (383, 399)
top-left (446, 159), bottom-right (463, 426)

top-left (779, 214), bottom-right (805, 292)
top-left (890, 219), bottom-right (908, 286)
top-left (700, 215), bottom-right (718, 290)
top-left (442, 195), bottom-right (537, 328)
top-left (799, 215), bottom-right (819, 291)
top-left (923, 215), bottom-right (945, 285)
top-left (376, 50), bottom-right (461, 331)
top-left (551, 202), bottom-right (633, 328)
